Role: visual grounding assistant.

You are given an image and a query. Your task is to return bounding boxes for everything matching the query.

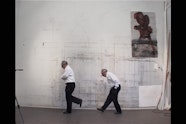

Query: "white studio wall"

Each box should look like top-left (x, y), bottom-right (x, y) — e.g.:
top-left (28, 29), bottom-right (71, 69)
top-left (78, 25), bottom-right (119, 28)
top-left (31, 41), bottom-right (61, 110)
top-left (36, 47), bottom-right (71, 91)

top-left (16, 0), bottom-right (167, 109)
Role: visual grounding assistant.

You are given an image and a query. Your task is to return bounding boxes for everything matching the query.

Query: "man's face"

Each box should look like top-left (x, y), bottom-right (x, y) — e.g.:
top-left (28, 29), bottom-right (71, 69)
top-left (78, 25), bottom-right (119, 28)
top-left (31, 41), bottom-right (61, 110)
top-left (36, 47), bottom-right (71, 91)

top-left (62, 64), bottom-right (66, 69)
top-left (101, 71), bottom-right (106, 77)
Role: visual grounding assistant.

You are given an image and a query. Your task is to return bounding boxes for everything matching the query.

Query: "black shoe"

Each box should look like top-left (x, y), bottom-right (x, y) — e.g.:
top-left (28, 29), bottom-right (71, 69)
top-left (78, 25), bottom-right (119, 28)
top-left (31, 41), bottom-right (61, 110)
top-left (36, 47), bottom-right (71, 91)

top-left (63, 111), bottom-right (71, 114)
top-left (80, 99), bottom-right (82, 108)
top-left (97, 108), bottom-right (104, 112)
top-left (114, 111), bottom-right (122, 114)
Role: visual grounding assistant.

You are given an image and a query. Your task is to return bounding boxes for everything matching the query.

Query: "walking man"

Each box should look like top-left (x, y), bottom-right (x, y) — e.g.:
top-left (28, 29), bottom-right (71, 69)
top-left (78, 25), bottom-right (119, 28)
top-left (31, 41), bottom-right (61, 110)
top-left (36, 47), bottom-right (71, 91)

top-left (61, 60), bottom-right (82, 114)
top-left (97, 69), bottom-right (122, 114)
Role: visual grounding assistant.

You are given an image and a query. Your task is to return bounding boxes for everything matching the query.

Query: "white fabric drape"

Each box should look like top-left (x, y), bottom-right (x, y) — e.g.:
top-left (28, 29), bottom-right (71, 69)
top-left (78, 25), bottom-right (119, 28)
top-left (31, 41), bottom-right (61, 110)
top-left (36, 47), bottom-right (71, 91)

top-left (157, 0), bottom-right (171, 110)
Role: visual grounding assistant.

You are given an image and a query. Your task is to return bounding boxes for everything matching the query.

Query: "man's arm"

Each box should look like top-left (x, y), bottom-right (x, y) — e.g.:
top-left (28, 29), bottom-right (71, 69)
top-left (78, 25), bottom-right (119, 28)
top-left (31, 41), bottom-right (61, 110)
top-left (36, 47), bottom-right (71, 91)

top-left (61, 75), bottom-right (67, 80)
top-left (61, 69), bottom-right (70, 80)
top-left (114, 79), bottom-right (120, 89)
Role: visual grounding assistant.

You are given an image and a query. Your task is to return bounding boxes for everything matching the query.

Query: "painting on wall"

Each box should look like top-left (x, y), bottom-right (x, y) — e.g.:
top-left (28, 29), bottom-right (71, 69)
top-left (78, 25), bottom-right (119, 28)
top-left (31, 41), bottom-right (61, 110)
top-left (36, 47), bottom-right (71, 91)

top-left (131, 11), bottom-right (158, 57)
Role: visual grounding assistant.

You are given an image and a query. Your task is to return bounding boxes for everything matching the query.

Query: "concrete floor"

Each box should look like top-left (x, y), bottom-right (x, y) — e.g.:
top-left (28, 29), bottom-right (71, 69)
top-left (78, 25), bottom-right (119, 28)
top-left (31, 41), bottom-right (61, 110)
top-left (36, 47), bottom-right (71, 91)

top-left (16, 107), bottom-right (171, 124)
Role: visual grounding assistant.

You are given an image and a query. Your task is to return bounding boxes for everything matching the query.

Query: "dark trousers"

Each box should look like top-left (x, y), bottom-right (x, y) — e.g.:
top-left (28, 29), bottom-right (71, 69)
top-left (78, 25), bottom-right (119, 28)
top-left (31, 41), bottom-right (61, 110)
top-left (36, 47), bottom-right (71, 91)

top-left (65, 83), bottom-right (82, 113)
top-left (101, 85), bottom-right (121, 113)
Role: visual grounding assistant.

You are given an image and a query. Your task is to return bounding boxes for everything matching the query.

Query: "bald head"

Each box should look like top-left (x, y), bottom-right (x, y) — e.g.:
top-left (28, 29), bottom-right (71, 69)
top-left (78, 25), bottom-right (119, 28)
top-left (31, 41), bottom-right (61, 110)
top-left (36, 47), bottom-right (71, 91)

top-left (101, 69), bottom-right (107, 77)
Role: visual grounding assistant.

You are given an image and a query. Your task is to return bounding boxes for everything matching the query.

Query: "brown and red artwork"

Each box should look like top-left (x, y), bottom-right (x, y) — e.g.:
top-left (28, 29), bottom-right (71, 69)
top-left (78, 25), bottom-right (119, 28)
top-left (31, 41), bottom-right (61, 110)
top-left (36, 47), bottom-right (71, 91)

top-left (131, 11), bottom-right (158, 57)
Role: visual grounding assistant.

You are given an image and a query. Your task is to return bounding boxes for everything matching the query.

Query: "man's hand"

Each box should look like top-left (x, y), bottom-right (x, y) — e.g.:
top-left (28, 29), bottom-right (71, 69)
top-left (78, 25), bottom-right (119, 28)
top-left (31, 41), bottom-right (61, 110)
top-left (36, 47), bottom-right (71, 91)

top-left (61, 77), bottom-right (67, 80)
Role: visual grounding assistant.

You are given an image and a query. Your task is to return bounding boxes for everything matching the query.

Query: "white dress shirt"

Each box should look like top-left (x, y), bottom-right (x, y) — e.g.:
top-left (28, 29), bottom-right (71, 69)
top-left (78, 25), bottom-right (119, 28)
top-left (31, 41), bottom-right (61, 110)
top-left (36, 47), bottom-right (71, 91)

top-left (61, 65), bottom-right (75, 83)
top-left (106, 72), bottom-right (120, 88)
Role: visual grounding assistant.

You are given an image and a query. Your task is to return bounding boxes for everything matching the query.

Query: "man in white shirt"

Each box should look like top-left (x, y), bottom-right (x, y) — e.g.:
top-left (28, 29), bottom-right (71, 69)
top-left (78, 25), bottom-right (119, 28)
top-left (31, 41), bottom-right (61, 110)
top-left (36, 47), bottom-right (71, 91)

top-left (61, 60), bottom-right (82, 114)
top-left (97, 69), bottom-right (122, 114)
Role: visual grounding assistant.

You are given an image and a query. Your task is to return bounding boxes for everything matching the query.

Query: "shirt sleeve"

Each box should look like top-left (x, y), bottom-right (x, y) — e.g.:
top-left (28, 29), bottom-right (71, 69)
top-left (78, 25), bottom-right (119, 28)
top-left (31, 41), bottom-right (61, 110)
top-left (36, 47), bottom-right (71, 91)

top-left (108, 72), bottom-right (120, 88)
top-left (114, 80), bottom-right (119, 88)
top-left (61, 68), bottom-right (70, 80)
top-left (61, 73), bottom-right (67, 80)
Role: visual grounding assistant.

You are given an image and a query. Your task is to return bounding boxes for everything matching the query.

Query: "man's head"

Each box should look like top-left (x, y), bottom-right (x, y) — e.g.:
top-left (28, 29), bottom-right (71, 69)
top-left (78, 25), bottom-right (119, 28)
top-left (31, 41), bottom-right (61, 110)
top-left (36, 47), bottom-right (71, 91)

top-left (61, 60), bottom-right (68, 69)
top-left (101, 69), bottom-right (107, 77)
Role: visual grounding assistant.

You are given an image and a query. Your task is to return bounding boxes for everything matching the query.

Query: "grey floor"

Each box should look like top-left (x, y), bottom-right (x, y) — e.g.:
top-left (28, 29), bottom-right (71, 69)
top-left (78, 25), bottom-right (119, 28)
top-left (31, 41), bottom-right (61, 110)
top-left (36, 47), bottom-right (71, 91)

top-left (16, 107), bottom-right (171, 124)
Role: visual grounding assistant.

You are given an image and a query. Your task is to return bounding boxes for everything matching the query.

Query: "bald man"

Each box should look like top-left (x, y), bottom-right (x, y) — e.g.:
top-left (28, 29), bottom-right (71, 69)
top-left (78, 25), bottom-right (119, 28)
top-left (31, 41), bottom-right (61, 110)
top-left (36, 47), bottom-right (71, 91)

top-left (97, 69), bottom-right (122, 114)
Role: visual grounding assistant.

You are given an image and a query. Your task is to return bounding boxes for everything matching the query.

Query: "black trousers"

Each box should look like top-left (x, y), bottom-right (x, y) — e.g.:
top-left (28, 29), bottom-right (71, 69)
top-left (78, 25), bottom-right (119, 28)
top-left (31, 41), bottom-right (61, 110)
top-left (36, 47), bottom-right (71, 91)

top-left (65, 83), bottom-right (82, 113)
top-left (101, 85), bottom-right (121, 113)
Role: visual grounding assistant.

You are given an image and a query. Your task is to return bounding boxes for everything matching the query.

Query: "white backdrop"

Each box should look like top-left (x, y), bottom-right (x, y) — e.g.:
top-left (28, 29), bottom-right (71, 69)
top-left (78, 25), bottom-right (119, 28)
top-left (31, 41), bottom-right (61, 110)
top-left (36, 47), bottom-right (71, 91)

top-left (16, 0), bottom-right (168, 109)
